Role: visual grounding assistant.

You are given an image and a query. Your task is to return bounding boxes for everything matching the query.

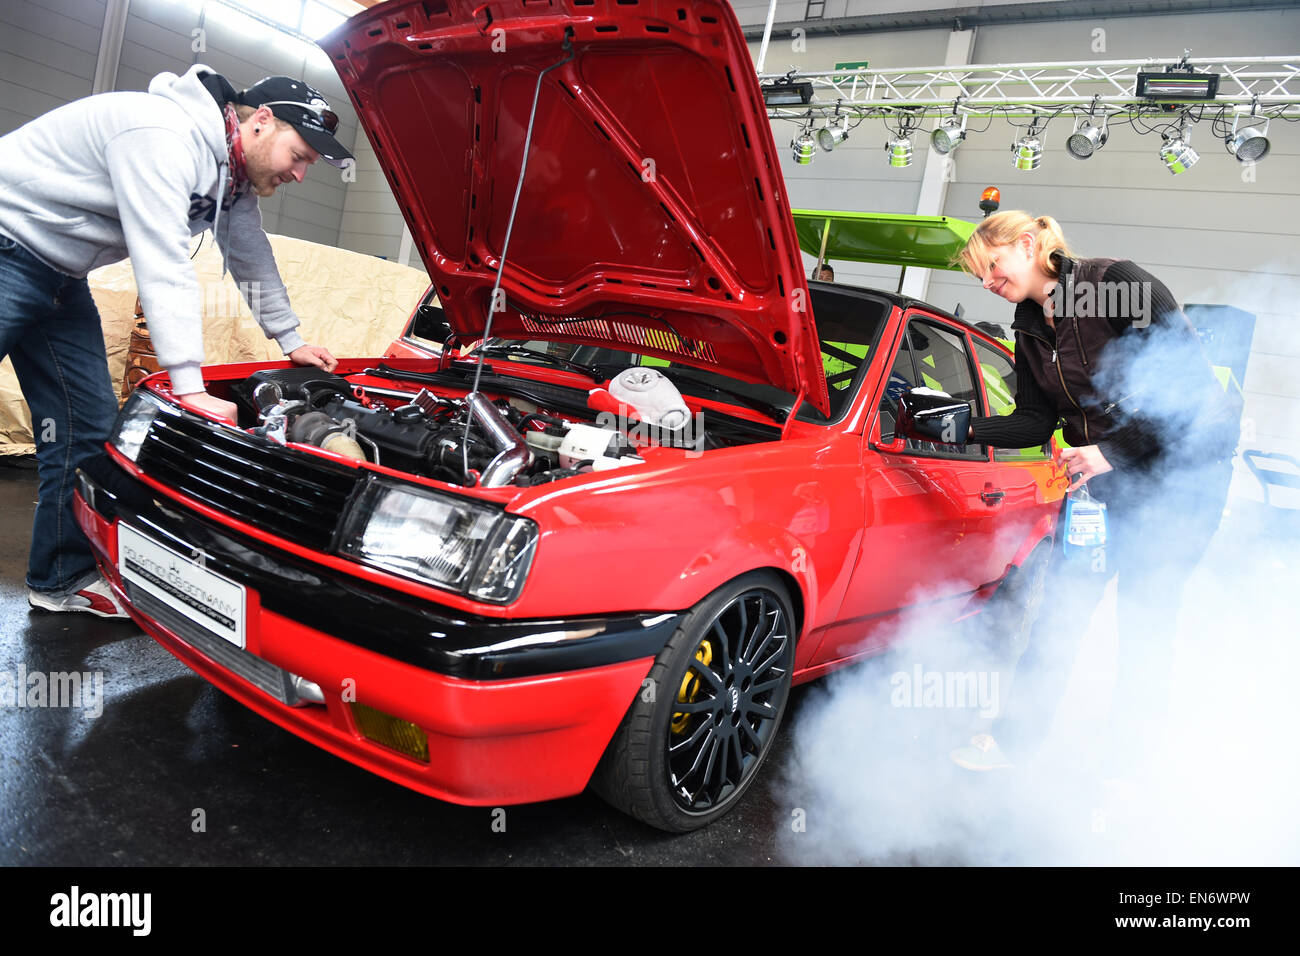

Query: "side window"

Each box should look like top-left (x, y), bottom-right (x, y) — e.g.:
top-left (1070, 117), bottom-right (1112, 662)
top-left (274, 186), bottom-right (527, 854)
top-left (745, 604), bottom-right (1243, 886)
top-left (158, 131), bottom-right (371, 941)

top-left (877, 332), bottom-right (915, 443)
top-left (973, 339), bottom-right (1051, 461)
top-left (797, 289), bottom-right (891, 424)
top-left (908, 321), bottom-right (979, 409)
top-left (822, 339), bottom-right (871, 396)
top-left (878, 319), bottom-right (983, 459)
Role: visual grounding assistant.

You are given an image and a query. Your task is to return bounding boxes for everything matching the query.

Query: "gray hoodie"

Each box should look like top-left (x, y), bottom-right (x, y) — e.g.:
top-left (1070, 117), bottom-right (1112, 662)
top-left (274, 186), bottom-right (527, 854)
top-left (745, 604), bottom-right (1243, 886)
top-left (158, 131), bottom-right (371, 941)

top-left (0, 64), bottom-right (305, 395)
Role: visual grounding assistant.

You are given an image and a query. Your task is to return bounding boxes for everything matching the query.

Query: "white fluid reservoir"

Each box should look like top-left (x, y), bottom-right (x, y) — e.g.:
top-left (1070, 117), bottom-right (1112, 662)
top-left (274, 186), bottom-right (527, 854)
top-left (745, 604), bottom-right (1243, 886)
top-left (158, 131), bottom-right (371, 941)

top-left (558, 423), bottom-right (622, 469)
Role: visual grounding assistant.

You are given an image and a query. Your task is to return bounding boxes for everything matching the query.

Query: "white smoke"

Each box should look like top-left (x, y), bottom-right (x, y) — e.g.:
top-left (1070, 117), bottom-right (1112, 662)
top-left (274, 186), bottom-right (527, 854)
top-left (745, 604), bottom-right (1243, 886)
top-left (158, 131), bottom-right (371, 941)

top-left (775, 267), bottom-right (1300, 865)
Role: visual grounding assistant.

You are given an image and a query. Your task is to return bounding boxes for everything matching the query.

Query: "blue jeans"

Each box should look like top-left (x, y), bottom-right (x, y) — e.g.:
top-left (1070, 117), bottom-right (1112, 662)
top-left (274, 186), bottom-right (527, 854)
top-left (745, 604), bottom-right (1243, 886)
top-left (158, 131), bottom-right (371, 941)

top-left (0, 233), bottom-right (118, 592)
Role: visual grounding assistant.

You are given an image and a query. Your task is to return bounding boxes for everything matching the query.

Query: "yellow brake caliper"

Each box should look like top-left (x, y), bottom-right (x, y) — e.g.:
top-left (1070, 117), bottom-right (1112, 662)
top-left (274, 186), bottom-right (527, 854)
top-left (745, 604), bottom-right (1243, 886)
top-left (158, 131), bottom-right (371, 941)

top-left (672, 640), bottom-right (713, 734)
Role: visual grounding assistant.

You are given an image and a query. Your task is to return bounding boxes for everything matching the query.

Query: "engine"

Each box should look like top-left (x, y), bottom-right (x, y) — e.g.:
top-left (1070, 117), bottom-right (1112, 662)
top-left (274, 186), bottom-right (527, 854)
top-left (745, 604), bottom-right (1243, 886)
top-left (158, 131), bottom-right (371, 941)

top-left (230, 368), bottom-right (651, 488)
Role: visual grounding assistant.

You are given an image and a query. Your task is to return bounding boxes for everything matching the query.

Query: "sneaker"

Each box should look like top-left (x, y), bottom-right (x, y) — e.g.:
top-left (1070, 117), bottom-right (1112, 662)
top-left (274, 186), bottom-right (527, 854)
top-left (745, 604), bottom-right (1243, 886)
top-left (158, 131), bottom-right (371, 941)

top-left (28, 572), bottom-right (130, 619)
top-left (950, 734), bottom-right (1013, 771)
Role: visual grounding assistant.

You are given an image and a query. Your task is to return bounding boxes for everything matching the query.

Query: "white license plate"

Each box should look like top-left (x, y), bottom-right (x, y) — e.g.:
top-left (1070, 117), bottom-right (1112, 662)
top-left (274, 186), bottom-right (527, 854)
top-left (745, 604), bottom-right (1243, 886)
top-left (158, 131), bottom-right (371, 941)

top-left (117, 524), bottom-right (247, 649)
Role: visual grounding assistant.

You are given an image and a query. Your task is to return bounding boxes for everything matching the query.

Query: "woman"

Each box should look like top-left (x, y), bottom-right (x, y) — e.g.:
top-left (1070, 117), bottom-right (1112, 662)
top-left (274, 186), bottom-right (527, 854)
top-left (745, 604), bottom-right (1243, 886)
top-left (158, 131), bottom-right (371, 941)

top-left (948, 211), bottom-right (1238, 774)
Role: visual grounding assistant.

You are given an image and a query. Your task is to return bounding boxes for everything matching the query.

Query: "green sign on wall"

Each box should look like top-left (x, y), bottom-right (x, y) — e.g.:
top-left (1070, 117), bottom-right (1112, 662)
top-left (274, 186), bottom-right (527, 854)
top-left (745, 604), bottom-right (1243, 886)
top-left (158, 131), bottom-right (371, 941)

top-left (832, 60), bottom-right (870, 83)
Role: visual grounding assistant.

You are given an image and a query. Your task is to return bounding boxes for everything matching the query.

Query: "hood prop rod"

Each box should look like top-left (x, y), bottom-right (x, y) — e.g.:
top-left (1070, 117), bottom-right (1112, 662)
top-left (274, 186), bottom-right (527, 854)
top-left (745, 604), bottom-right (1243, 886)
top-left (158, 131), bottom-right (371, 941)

top-left (462, 26), bottom-right (576, 485)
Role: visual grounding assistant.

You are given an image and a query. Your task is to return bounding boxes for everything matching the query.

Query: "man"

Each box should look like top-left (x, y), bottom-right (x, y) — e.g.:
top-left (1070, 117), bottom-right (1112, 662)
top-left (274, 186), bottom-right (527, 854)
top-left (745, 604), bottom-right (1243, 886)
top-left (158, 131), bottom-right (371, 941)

top-left (812, 262), bottom-right (834, 282)
top-left (0, 65), bottom-right (353, 617)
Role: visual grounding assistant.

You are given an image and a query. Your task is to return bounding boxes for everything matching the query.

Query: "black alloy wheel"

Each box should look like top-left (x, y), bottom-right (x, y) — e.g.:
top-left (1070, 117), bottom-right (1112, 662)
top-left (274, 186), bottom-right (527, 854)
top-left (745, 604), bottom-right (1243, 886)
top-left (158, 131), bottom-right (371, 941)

top-left (592, 571), bottom-right (795, 832)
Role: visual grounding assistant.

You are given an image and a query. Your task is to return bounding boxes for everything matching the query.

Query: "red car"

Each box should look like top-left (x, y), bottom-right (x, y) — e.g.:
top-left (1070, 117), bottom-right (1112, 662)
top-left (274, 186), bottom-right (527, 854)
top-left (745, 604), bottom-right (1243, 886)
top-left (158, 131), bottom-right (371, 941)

top-left (76, 0), bottom-right (1064, 831)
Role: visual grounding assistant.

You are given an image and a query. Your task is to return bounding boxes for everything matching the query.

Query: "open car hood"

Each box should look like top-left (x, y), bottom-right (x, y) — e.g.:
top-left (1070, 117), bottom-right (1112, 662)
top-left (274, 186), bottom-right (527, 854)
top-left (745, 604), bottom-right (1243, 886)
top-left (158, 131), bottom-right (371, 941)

top-left (323, 0), bottom-right (828, 415)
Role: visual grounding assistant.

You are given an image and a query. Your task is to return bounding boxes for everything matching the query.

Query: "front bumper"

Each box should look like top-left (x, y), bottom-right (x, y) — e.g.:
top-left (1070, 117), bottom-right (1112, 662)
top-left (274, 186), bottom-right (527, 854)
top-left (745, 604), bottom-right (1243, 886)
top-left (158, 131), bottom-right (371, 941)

top-left (75, 466), bottom-right (673, 806)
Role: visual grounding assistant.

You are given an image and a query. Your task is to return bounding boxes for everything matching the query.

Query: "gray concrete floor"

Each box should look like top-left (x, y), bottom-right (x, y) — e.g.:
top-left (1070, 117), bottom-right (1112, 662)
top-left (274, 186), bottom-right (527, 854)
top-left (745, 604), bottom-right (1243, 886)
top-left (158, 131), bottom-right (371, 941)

top-left (5, 458), bottom-right (1293, 867)
top-left (0, 461), bottom-right (811, 865)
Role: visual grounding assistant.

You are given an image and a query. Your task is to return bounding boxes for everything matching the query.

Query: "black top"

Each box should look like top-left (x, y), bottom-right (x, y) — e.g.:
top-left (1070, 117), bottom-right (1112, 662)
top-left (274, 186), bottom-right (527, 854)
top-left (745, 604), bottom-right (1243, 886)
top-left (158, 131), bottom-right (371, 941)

top-left (969, 259), bottom-right (1199, 466)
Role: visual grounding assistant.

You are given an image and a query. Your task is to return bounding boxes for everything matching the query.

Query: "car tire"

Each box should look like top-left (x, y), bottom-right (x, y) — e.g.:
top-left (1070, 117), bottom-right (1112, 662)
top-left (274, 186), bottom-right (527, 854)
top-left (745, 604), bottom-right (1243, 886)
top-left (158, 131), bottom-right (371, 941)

top-left (986, 542), bottom-right (1052, 662)
top-left (591, 571), bottom-right (796, 832)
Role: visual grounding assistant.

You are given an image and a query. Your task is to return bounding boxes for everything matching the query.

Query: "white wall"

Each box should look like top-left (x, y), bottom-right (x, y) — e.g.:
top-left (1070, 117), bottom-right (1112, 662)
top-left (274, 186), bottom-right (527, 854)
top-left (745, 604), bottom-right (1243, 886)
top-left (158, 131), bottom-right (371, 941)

top-left (0, 0), bottom-right (361, 251)
top-left (3, 0), bottom-right (1297, 456)
top-left (116, 0), bottom-right (357, 247)
top-left (337, 136), bottom-right (407, 262)
top-left (733, 0), bottom-right (1046, 28)
top-left (751, 28), bottom-right (952, 291)
top-left (756, 6), bottom-right (1300, 459)
top-left (0, 0), bottom-right (102, 136)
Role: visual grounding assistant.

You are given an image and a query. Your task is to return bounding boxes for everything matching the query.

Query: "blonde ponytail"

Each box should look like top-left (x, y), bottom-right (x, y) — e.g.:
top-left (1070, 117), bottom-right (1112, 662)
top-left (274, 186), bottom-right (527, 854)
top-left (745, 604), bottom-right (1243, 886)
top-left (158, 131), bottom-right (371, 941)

top-left (956, 210), bottom-right (1077, 279)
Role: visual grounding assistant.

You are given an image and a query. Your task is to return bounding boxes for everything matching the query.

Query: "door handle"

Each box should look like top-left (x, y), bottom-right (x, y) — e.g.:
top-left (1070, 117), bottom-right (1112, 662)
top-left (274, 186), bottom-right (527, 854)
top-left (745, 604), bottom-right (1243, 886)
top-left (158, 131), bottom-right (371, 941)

top-left (981, 487), bottom-right (1005, 505)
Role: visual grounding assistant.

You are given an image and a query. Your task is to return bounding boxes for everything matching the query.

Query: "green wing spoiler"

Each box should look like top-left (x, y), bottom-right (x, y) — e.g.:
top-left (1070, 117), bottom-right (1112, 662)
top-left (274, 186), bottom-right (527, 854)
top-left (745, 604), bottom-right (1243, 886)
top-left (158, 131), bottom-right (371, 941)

top-left (792, 211), bottom-right (977, 271)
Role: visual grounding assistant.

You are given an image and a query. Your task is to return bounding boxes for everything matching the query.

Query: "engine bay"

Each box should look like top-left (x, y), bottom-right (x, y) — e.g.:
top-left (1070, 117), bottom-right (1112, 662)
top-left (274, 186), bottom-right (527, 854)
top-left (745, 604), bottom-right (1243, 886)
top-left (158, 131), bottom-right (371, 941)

top-left (225, 366), bottom-right (755, 488)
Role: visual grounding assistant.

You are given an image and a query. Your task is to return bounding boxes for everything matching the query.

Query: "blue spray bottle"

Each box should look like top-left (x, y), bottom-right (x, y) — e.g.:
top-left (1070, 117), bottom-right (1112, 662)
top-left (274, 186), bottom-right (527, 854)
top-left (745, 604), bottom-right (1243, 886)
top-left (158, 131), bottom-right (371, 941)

top-left (1062, 484), bottom-right (1108, 564)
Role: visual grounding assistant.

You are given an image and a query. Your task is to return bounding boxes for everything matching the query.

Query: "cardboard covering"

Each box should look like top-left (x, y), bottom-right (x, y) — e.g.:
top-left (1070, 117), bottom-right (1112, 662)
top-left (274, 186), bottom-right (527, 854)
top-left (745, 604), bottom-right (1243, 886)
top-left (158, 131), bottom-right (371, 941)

top-left (1, 234), bottom-right (430, 454)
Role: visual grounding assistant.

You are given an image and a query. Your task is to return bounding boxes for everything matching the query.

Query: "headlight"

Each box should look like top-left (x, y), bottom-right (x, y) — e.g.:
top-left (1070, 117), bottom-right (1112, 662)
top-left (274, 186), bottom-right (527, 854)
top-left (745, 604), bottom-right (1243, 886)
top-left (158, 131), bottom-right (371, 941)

top-left (111, 389), bottom-right (167, 462)
top-left (339, 479), bottom-right (538, 603)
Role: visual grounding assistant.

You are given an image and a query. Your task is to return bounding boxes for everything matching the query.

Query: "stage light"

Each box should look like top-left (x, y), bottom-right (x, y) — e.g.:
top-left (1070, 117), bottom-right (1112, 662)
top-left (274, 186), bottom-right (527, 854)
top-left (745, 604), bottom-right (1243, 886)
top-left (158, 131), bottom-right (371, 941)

top-left (1226, 115), bottom-right (1270, 164)
top-left (818, 117), bottom-right (850, 152)
top-left (762, 80), bottom-right (814, 106)
top-left (792, 130), bottom-right (816, 165)
top-left (1137, 70), bottom-right (1220, 101)
top-left (930, 115), bottom-right (966, 155)
top-left (1160, 129), bottom-right (1199, 174)
top-left (1011, 132), bottom-right (1044, 170)
top-left (1066, 118), bottom-right (1108, 159)
top-left (886, 134), bottom-right (914, 168)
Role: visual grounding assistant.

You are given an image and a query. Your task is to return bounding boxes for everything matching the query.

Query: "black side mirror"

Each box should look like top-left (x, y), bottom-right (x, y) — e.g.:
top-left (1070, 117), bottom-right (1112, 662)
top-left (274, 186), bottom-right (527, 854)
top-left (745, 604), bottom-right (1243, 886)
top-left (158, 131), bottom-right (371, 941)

top-left (896, 388), bottom-right (971, 445)
top-left (410, 302), bottom-right (451, 344)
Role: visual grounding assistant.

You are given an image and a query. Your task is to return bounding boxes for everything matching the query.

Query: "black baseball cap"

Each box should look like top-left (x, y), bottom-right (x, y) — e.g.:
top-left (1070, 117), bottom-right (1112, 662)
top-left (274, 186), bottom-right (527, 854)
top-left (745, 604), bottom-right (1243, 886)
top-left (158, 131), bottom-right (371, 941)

top-left (239, 76), bottom-right (354, 167)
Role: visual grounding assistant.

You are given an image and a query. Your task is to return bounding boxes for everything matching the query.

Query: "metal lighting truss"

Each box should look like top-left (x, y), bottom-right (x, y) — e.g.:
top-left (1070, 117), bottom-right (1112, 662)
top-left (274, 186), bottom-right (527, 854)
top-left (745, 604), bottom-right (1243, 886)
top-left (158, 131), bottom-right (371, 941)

top-left (761, 54), bottom-right (1300, 123)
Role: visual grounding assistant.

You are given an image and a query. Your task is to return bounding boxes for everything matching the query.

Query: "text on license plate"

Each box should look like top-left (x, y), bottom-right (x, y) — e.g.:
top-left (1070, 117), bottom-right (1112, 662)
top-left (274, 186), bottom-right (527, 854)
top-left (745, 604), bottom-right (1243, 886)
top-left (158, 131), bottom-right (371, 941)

top-left (117, 524), bottom-right (247, 649)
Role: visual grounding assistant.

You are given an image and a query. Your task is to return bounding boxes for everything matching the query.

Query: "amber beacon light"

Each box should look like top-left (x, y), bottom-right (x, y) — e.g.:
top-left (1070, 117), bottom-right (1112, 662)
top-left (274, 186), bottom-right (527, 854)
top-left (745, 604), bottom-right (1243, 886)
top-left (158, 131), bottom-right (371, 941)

top-left (979, 186), bottom-right (1001, 217)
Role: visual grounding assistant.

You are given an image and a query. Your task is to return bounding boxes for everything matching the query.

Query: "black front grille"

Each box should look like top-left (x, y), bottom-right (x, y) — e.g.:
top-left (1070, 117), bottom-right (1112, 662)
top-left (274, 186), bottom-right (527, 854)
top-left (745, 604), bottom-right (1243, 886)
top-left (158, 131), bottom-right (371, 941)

top-left (136, 408), bottom-right (361, 551)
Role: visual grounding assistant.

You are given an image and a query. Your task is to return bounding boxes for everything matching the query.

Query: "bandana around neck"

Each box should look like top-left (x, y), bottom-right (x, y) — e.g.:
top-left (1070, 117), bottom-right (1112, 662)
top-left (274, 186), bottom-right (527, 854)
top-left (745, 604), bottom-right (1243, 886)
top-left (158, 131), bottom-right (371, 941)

top-left (222, 104), bottom-right (249, 206)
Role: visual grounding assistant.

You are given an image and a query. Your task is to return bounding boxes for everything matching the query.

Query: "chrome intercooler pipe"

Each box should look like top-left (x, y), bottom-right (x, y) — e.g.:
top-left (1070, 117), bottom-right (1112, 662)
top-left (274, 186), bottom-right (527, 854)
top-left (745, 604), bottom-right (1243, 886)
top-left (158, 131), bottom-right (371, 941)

top-left (466, 392), bottom-right (533, 487)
